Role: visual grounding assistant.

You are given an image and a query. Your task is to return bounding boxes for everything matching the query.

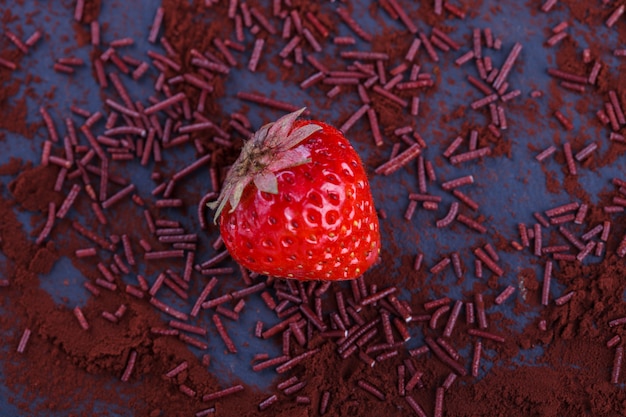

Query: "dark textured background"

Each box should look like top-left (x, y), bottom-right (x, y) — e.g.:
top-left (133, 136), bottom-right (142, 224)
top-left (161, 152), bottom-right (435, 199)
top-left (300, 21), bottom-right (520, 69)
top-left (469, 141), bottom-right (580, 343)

top-left (1, 0), bottom-right (623, 414)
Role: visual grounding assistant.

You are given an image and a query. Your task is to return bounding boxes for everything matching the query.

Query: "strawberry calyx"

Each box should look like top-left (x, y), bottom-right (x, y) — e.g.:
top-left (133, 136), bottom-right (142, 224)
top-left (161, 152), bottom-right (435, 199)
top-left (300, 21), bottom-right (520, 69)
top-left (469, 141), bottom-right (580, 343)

top-left (208, 108), bottom-right (322, 222)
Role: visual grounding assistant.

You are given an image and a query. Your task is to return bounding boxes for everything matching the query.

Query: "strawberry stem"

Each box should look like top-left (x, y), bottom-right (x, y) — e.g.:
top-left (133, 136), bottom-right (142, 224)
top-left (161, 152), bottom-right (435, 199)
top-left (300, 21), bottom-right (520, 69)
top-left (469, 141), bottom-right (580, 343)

top-left (208, 107), bottom-right (321, 223)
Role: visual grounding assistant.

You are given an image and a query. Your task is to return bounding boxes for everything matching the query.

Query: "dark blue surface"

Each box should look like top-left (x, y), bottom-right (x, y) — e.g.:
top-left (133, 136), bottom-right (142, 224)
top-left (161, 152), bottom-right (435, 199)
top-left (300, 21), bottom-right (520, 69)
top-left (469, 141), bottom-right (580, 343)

top-left (1, 0), bottom-right (624, 415)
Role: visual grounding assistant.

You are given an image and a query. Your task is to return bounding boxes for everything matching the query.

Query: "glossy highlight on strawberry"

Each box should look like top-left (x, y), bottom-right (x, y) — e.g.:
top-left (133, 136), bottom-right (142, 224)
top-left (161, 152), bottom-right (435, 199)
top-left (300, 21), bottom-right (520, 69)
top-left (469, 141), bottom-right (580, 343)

top-left (209, 108), bottom-right (380, 280)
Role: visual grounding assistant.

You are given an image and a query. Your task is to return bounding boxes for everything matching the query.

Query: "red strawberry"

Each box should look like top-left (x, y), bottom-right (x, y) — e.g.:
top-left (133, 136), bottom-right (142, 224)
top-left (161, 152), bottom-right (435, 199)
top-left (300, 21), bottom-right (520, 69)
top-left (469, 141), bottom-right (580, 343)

top-left (209, 108), bottom-right (380, 280)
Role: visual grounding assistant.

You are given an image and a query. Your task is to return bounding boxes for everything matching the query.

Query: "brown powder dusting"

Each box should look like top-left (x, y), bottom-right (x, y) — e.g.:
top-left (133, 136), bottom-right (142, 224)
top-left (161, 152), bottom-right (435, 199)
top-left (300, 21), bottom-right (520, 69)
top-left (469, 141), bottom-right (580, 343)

top-left (0, 187), bottom-right (266, 416)
top-left (9, 164), bottom-right (62, 212)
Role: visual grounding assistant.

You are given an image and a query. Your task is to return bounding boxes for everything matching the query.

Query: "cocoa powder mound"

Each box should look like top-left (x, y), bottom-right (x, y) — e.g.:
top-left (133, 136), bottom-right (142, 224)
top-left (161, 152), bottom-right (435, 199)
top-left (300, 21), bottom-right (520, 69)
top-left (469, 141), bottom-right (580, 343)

top-left (9, 164), bottom-right (62, 212)
top-left (0, 186), bottom-right (265, 416)
top-left (446, 254), bottom-right (626, 417)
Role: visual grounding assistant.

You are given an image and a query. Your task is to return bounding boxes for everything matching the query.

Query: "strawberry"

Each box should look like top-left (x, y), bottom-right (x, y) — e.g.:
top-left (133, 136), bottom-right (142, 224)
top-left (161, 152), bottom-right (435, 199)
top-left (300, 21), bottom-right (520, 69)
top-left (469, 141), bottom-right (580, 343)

top-left (209, 108), bottom-right (380, 281)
